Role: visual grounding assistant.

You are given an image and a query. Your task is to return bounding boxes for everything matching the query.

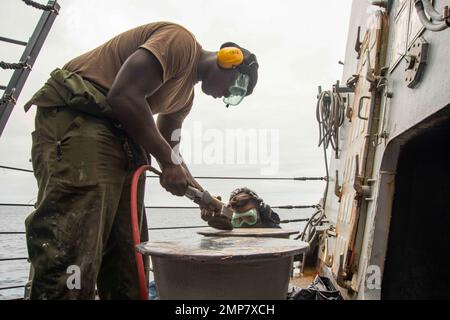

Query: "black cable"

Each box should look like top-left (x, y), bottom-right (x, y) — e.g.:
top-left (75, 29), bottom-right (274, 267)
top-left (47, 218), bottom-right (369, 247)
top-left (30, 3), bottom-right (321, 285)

top-left (0, 36), bottom-right (28, 46)
top-left (147, 175), bottom-right (327, 181)
top-left (147, 225), bottom-right (207, 231)
top-left (0, 164), bottom-right (325, 181)
top-left (275, 205), bottom-right (317, 209)
top-left (279, 218), bottom-right (309, 223)
top-left (0, 203), bottom-right (318, 210)
top-left (0, 285), bottom-right (25, 291)
top-left (0, 225), bottom-right (210, 235)
top-left (0, 203), bottom-right (34, 207)
top-left (0, 165), bottom-right (33, 173)
top-left (0, 257), bottom-right (27, 262)
top-left (0, 232), bottom-right (25, 235)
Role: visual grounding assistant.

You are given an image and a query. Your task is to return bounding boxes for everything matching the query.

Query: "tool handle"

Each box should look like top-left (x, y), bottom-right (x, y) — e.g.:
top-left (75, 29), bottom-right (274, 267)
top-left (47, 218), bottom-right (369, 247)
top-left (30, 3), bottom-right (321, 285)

top-left (150, 166), bottom-right (203, 200)
top-left (147, 165), bottom-right (162, 176)
top-left (149, 166), bottom-right (225, 211)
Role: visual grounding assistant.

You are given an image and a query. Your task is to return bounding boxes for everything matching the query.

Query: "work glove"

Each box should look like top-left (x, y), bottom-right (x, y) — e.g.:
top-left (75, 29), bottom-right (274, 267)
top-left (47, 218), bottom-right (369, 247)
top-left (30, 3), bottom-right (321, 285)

top-left (200, 195), bottom-right (222, 222)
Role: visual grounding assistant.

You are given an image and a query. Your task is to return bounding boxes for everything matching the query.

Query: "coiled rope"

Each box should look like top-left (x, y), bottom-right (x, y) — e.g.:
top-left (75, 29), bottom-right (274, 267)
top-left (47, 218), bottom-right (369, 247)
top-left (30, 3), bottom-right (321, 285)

top-left (0, 61), bottom-right (30, 70)
top-left (316, 90), bottom-right (345, 159)
top-left (295, 206), bottom-right (326, 244)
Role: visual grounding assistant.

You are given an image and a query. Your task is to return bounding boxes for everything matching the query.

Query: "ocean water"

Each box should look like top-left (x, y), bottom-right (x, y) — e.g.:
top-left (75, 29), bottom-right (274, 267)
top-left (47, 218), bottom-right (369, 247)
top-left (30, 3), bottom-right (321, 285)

top-left (0, 204), bottom-right (312, 300)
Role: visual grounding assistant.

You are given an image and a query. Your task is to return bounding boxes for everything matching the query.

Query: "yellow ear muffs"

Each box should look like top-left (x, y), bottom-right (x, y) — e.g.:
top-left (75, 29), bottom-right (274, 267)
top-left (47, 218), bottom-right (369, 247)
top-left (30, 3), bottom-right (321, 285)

top-left (217, 47), bottom-right (244, 69)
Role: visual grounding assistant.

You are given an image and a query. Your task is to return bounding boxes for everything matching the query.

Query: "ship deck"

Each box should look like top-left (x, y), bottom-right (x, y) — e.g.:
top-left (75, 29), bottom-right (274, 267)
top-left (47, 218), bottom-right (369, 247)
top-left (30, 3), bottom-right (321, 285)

top-left (289, 268), bottom-right (317, 289)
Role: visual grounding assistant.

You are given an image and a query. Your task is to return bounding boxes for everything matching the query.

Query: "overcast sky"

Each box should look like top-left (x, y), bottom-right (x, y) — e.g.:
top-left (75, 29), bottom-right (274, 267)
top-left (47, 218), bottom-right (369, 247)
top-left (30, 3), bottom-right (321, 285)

top-left (0, 0), bottom-right (352, 208)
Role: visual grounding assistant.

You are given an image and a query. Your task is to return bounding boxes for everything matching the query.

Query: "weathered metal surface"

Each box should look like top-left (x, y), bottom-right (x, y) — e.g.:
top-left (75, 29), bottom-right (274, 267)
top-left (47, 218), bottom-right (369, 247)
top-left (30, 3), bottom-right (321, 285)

top-left (137, 237), bottom-right (308, 262)
top-left (137, 237), bottom-right (308, 300)
top-left (325, 7), bottom-right (389, 294)
top-left (320, 0), bottom-right (450, 300)
top-left (404, 37), bottom-right (429, 88)
top-left (197, 227), bottom-right (299, 239)
top-left (390, 0), bottom-right (411, 71)
top-left (408, 0), bottom-right (426, 47)
top-left (151, 256), bottom-right (294, 300)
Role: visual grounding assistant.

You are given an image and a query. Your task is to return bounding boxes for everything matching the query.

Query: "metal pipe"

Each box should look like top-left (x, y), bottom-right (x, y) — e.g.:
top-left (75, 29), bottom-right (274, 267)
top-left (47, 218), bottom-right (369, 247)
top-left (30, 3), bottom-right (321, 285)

top-left (358, 96), bottom-right (371, 120)
top-left (421, 0), bottom-right (445, 21)
top-left (414, 1), bottom-right (448, 31)
top-left (0, 36), bottom-right (27, 46)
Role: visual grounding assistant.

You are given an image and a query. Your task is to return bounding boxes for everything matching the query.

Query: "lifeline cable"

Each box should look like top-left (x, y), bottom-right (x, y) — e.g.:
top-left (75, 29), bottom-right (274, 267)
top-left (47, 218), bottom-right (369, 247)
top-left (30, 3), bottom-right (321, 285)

top-left (0, 203), bottom-right (318, 210)
top-left (0, 164), bottom-right (325, 181)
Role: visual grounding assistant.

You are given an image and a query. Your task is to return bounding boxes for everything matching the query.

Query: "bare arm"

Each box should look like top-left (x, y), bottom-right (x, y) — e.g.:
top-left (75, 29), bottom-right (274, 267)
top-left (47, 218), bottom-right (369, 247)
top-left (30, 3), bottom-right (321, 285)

top-left (106, 49), bottom-right (188, 196)
top-left (157, 113), bottom-right (204, 191)
top-left (158, 113), bottom-right (220, 222)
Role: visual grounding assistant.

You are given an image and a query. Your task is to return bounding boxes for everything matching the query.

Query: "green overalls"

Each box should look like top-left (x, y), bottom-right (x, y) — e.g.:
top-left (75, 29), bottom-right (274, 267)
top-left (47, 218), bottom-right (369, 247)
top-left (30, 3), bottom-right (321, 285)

top-left (24, 69), bottom-right (149, 299)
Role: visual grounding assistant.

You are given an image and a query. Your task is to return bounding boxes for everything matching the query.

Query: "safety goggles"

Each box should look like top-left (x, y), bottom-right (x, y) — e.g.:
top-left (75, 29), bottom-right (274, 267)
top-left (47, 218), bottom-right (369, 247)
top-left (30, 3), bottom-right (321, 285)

top-left (231, 208), bottom-right (258, 228)
top-left (223, 72), bottom-right (250, 107)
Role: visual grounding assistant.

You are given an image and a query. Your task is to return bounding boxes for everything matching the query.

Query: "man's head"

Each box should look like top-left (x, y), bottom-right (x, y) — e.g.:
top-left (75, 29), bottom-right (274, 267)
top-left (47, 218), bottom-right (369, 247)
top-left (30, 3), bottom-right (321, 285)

top-left (228, 187), bottom-right (281, 228)
top-left (198, 42), bottom-right (258, 106)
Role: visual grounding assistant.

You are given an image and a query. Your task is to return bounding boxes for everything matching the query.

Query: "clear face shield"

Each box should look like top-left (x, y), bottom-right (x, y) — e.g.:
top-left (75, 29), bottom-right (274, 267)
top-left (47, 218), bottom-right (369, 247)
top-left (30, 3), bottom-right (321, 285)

top-left (223, 72), bottom-right (250, 107)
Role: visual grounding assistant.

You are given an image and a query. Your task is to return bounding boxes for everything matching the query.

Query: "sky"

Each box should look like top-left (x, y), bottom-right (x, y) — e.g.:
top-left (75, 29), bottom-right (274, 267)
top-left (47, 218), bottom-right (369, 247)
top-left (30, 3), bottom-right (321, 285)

top-left (0, 0), bottom-right (352, 209)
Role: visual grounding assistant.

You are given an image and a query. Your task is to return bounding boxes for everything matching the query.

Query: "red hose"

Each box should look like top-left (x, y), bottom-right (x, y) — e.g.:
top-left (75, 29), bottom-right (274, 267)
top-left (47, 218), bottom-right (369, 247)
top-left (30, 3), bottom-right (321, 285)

top-left (130, 165), bottom-right (152, 300)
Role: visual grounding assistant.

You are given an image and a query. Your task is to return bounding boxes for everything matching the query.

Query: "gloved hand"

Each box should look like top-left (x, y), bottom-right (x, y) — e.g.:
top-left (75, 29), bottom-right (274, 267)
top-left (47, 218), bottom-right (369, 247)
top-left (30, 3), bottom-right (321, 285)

top-left (200, 195), bottom-right (222, 222)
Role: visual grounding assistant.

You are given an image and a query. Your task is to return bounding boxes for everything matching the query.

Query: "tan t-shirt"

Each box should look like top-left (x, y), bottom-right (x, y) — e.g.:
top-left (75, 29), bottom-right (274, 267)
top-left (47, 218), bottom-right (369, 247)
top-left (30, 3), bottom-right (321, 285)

top-left (63, 22), bottom-right (201, 121)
